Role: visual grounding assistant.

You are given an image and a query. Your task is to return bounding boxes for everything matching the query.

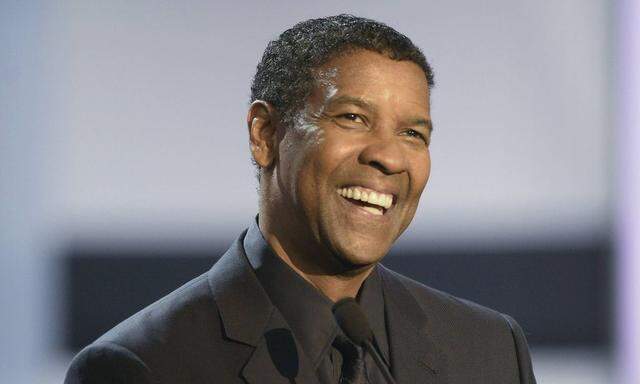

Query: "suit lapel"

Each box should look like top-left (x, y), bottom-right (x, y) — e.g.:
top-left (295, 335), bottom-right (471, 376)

top-left (379, 265), bottom-right (448, 384)
top-left (241, 309), bottom-right (320, 384)
top-left (207, 231), bottom-right (319, 384)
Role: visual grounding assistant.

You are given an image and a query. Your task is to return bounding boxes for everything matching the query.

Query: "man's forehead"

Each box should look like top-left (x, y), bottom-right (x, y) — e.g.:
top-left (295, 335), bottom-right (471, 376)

top-left (314, 66), bottom-right (339, 83)
top-left (311, 51), bottom-right (430, 96)
top-left (310, 69), bottom-right (430, 117)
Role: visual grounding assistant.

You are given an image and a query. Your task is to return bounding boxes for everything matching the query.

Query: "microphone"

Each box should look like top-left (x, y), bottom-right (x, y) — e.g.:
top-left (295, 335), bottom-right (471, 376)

top-left (332, 298), bottom-right (397, 384)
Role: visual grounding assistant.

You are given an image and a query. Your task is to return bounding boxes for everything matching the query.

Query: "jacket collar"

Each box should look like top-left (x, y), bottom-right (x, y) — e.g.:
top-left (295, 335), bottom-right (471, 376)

top-left (207, 230), bottom-right (273, 347)
top-left (206, 230), bottom-right (320, 384)
top-left (379, 264), bottom-right (448, 383)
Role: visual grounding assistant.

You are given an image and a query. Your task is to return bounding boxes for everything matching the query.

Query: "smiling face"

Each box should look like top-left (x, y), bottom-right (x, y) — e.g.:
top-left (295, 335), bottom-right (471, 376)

top-left (258, 49), bottom-right (432, 273)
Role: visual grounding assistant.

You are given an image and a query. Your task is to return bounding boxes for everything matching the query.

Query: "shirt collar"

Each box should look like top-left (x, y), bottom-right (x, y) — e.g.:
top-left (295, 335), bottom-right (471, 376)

top-left (243, 217), bottom-right (389, 367)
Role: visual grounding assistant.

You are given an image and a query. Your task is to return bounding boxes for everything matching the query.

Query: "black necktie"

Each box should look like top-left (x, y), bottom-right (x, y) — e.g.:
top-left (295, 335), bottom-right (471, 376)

top-left (332, 333), bottom-right (366, 384)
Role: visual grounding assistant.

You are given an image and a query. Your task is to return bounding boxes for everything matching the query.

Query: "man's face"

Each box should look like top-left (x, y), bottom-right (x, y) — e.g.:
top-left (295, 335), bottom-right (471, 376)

top-left (271, 49), bottom-right (431, 270)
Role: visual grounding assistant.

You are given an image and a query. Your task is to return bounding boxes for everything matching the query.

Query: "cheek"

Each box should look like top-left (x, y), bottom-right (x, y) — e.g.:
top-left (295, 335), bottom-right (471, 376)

top-left (281, 126), bottom-right (323, 173)
top-left (423, 153), bottom-right (432, 183)
top-left (310, 133), bottom-right (356, 177)
top-left (292, 143), bottom-right (335, 208)
top-left (411, 152), bottom-right (431, 195)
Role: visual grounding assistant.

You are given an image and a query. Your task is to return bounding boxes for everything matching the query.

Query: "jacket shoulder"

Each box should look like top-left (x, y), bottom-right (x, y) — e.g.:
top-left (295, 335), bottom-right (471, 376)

top-left (96, 272), bottom-right (218, 350)
top-left (65, 341), bottom-right (155, 384)
top-left (383, 266), bottom-right (508, 324)
top-left (381, 267), bottom-right (536, 382)
top-left (71, 269), bottom-right (242, 382)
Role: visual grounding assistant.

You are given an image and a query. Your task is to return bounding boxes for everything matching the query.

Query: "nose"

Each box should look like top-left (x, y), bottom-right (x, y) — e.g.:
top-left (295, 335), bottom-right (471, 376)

top-left (358, 134), bottom-right (407, 175)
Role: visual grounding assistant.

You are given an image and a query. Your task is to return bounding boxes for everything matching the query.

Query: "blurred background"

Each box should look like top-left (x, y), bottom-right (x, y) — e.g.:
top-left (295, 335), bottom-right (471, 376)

top-left (2, 1), bottom-right (639, 383)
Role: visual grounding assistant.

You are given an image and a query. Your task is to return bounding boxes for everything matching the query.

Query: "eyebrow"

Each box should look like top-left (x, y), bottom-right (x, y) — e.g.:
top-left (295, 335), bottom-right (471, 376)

top-left (328, 95), bottom-right (434, 133)
top-left (328, 95), bottom-right (375, 111)
top-left (411, 118), bottom-right (434, 133)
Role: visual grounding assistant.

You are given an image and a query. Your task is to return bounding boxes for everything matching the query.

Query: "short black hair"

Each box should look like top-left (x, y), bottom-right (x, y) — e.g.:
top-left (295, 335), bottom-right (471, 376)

top-left (250, 14), bottom-right (435, 127)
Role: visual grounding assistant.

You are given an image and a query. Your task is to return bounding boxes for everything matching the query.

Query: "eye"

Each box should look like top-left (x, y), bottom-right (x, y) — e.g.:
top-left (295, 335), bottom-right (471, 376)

top-left (337, 113), bottom-right (365, 124)
top-left (404, 129), bottom-right (428, 143)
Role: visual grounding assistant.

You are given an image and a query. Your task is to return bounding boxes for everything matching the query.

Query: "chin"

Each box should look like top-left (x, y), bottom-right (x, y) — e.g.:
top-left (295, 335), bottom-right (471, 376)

top-left (331, 239), bottom-right (390, 270)
top-left (318, 220), bottom-right (397, 272)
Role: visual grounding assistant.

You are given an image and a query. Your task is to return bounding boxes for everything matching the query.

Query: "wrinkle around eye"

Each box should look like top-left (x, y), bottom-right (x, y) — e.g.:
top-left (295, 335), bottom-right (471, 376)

top-left (403, 129), bottom-right (430, 146)
top-left (336, 113), bottom-right (366, 123)
top-left (330, 113), bottom-right (369, 129)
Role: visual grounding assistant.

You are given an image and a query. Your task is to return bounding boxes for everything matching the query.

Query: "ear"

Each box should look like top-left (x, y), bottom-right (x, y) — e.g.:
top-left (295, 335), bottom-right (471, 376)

top-left (247, 100), bottom-right (278, 169)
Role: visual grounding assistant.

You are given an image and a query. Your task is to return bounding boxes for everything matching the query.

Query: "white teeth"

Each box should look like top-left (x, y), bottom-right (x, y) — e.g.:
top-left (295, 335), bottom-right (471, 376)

top-left (369, 192), bottom-right (378, 205)
top-left (336, 186), bottom-right (394, 210)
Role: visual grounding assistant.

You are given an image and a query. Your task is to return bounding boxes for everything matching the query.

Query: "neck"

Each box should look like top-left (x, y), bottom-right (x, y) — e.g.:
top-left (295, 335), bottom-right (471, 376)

top-left (258, 213), bottom-right (374, 302)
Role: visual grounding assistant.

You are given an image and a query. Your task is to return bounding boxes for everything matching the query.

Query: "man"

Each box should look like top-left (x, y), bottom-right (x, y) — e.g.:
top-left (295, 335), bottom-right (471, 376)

top-left (66, 15), bottom-right (536, 383)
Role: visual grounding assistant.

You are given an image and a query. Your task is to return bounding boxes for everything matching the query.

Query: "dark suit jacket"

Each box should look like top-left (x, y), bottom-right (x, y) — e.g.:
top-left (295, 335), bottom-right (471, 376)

top-left (65, 229), bottom-right (536, 383)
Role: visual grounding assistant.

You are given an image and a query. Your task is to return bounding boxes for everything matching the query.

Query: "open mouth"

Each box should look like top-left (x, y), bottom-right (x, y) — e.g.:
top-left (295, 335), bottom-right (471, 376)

top-left (336, 186), bottom-right (395, 216)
